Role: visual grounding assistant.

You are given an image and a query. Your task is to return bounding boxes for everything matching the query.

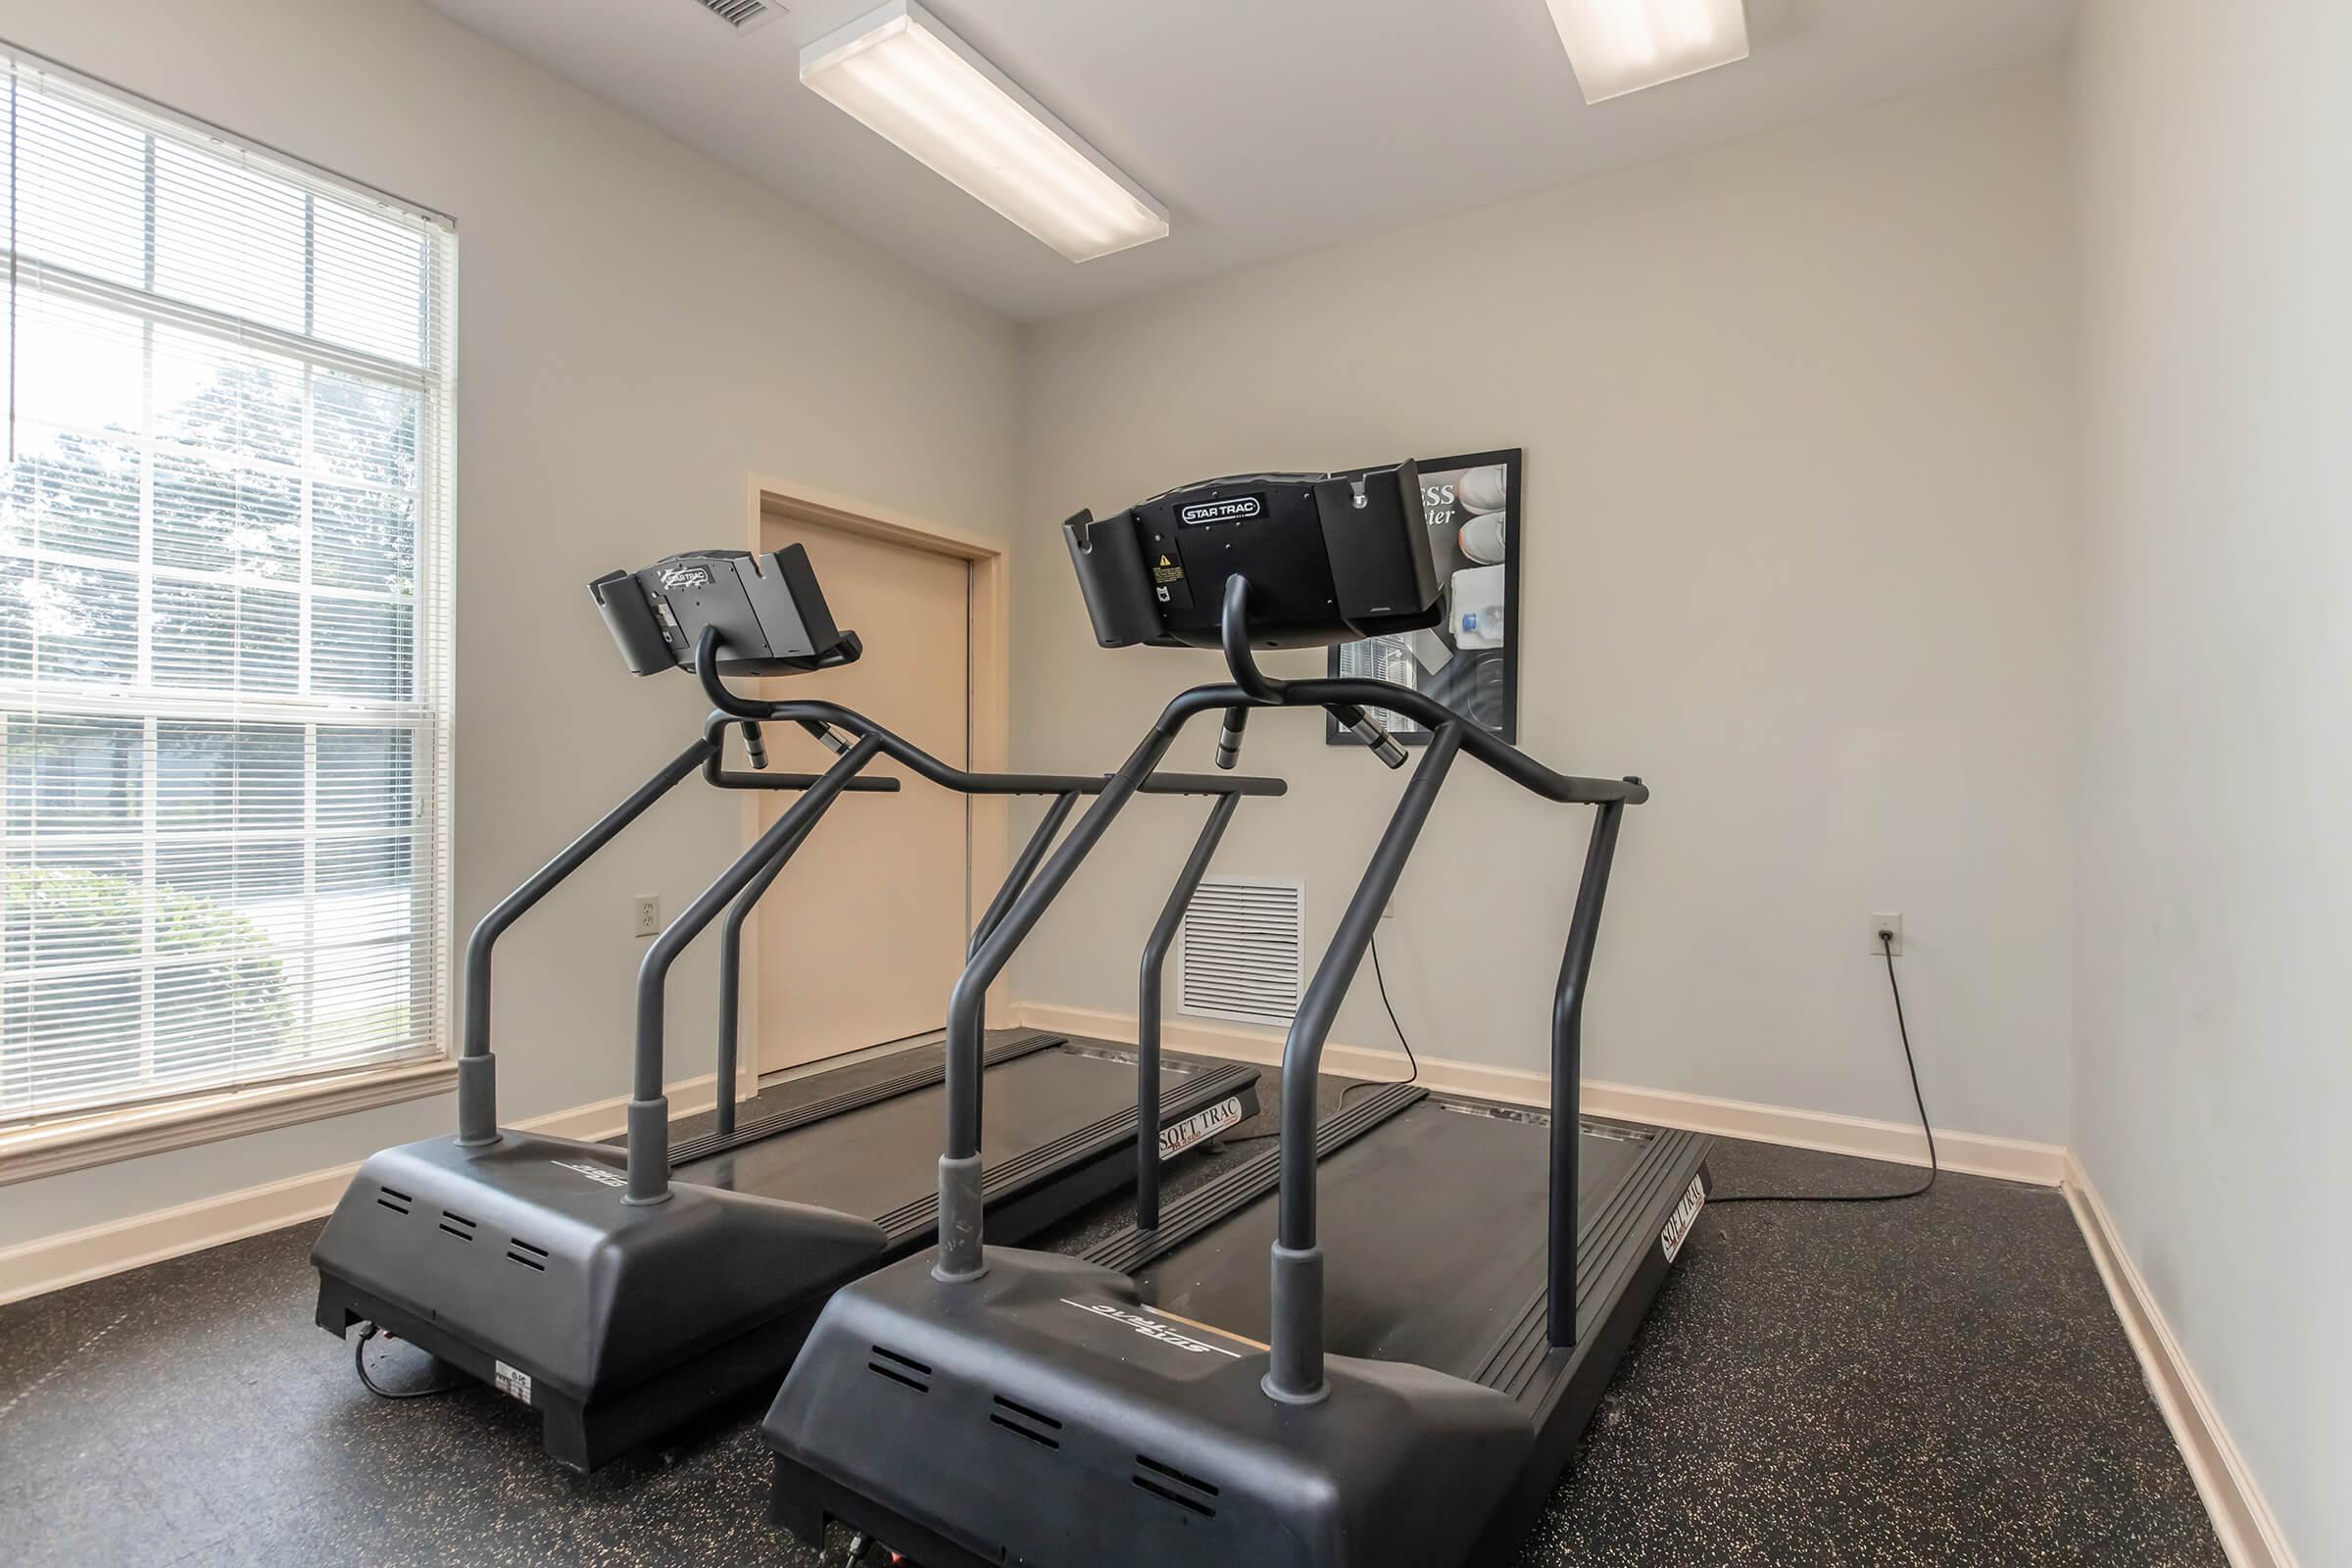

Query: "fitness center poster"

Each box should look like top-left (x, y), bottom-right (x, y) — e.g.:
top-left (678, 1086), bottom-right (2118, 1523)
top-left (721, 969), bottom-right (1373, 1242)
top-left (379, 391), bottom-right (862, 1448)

top-left (1328, 448), bottom-right (1521, 747)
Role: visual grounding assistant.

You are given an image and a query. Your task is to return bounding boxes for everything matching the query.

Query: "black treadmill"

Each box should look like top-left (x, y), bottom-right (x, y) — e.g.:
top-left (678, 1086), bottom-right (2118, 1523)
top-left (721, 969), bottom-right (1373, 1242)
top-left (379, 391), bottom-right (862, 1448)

top-left (311, 546), bottom-right (1272, 1471)
top-left (761, 465), bottom-right (1712, 1567)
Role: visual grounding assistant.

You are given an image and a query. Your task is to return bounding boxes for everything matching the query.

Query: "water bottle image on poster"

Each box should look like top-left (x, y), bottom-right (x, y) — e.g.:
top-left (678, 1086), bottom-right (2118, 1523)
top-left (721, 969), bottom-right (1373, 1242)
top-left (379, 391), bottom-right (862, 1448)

top-left (1327, 448), bottom-right (1521, 748)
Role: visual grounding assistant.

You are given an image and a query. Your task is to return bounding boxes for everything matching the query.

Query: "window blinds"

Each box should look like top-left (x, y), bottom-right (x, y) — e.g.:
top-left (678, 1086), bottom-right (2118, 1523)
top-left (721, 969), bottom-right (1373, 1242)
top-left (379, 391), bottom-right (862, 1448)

top-left (0, 49), bottom-right (458, 1127)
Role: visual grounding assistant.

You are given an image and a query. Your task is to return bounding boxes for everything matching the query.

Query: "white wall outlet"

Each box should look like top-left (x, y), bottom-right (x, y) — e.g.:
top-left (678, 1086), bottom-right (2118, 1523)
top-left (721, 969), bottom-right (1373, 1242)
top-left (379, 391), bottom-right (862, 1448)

top-left (631, 895), bottom-right (662, 938)
top-left (1870, 911), bottom-right (1904, 956)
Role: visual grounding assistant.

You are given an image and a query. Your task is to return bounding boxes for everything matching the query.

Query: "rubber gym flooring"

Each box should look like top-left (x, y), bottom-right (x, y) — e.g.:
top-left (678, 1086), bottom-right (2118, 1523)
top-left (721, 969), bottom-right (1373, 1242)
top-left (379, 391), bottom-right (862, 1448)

top-left (0, 1038), bottom-right (2227, 1567)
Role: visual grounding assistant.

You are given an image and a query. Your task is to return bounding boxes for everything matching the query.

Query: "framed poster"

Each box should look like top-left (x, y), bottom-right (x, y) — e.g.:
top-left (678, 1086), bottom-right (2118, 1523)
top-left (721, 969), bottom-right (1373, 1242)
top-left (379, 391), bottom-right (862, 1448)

top-left (1327, 448), bottom-right (1521, 747)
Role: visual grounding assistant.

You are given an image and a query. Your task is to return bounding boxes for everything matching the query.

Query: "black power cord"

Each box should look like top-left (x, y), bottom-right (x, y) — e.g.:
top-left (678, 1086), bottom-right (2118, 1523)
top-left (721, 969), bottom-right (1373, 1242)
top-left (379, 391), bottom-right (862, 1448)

top-left (1709, 929), bottom-right (1938, 1205)
top-left (1216, 930), bottom-right (1422, 1152)
top-left (1348, 930), bottom-right (1421, 1102)
top-left (352, 1321), bottom-right (466, 1400)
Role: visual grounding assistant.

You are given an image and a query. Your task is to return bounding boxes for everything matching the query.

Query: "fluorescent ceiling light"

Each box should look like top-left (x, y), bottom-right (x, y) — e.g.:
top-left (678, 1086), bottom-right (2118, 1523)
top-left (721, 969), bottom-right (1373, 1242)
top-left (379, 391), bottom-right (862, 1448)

top-left (801, 1), bottom-right (1170, 263)
top-left (1544, 0), bottom-right (1751, 104)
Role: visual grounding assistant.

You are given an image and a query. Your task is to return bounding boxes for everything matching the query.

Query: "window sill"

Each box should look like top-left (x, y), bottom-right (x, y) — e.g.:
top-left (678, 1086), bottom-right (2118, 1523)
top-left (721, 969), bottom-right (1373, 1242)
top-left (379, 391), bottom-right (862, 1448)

top-left (0, 1059), bottom-right (458, 1188)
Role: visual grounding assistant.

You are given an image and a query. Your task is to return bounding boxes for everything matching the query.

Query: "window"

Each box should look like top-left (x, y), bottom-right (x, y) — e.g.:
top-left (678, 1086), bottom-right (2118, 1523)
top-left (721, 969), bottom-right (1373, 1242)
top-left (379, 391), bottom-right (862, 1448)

top-left (0, 50), bottom-right (457, 1131)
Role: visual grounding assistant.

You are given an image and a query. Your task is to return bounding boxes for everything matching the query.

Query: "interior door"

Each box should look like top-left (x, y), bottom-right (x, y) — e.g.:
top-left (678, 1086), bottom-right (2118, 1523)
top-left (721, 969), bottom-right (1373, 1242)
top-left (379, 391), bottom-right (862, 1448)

top-left (754, 518), bottom-right (970, 1073)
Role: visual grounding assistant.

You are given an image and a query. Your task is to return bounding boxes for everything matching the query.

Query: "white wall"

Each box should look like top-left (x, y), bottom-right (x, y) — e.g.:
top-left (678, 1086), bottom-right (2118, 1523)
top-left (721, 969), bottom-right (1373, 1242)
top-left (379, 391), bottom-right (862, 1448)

top-left (2073, 2), bottom-right (2350, 1560)
top-left (1011, 60), bottom-right (2079, 1144)
top-left (0, 0), bottom-right (1023, 1248)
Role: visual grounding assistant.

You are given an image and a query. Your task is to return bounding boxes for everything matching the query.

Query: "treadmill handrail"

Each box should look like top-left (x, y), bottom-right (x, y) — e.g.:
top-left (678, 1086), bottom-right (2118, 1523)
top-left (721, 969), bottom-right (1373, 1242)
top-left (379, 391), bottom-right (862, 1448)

top-left (456, 736), bottom-right (714, 1145)
top-left (1136, 791), bottom-right (1242, 1231)
top-left (695, 628), bottom-right (1286, 801)
top-left (456, 728), bottom-right (900, 1147)
top-left (710, 787), bottom-right (1083, 1143)
top-left (926, 574), bottom-right (1645, 1405)
top-left (625, 735), bottom-right (886, 1203)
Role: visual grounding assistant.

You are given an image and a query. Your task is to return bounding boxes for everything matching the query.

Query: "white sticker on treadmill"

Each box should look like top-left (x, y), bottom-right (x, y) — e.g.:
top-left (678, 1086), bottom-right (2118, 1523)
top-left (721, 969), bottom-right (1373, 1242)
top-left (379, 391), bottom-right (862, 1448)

top-left (551, 1159), bottom-right (626, 1189)
top-left (494, 1361), bottom-right (534, 1405)
top-left (1660, 1175), bottom-right (1706, 1263)
top-left (1157, 1096), bottom-right (1246, 1161)
top-left (1059, 1299), bottom-right (1243, 1359)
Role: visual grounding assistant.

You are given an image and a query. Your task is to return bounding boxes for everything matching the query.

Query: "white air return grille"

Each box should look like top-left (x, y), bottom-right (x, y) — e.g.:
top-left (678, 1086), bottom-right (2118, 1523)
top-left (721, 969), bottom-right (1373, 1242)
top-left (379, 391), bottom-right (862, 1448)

top-left (690, 0), bottom-right (783, 31)
top-left (1179, 878), bottom-right (1305, 1028)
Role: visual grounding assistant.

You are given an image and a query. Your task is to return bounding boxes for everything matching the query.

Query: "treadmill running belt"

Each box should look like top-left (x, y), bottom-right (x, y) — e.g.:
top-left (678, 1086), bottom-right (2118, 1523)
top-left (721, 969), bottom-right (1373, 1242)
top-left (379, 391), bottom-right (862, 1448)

top-left (1132, 1102), bottom-right (1647, 1378)
top-left (679, 1048), bottom-right (1178, 1221)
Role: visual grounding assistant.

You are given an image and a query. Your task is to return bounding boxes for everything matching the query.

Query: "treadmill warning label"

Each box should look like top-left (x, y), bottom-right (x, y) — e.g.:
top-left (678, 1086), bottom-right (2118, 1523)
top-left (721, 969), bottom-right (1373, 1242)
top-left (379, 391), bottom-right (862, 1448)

top-left (1158, 1096), bottom-right (1246, 1161)
top-left (1660, 1176), bottom-right (1707, 1263)
top-left (494, 1361), bottom-right (534, 1406)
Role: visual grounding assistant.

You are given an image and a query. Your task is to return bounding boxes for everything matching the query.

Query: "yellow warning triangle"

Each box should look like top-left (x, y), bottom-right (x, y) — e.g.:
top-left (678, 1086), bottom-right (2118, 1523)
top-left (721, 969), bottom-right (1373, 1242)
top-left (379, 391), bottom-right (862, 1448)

top-left (1157, 556), bottom-right (1173, 566)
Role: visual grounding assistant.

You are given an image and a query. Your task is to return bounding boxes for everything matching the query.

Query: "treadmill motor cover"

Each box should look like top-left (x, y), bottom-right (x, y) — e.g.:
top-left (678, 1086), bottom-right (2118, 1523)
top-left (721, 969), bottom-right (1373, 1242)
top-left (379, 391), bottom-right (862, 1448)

top-left (590, 545), bottom-right (859, 677)
top-left (1063, 461), bottom-right (1444, 652)
top-left (764, 1250), bottom-right (1531, 1568)
top-left (313, 1130), bottom-right (891, 1407)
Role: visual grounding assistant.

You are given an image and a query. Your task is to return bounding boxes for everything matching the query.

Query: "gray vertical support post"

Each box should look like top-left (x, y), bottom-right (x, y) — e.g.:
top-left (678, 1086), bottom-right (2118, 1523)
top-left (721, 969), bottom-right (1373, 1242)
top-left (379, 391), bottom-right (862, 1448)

top-left (966, 791), bottom-right (1081, 1139)
top-left (458, 738), bottom-right (717, 1147)
top-left (1546, 794), bottom-right (1627, 1348)
top-left (626, 736), bottom-right (882, 1204)
top-left (936, 723), bottom-right (1181, 1281)
top-left (972, 794), bottom-right (1081, 955)
top-left (711, 808), bottom-right (828, 1140)
top-left (1266, 725), bottom-right (1464, 1403)
top-left (1137, 791), bottom-right (1241, 1229)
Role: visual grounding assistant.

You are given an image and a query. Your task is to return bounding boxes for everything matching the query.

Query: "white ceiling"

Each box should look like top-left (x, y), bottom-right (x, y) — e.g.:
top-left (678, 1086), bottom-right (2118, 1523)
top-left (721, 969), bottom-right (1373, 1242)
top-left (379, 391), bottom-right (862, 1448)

top-left (420, 0), bottom-right (2076, 322)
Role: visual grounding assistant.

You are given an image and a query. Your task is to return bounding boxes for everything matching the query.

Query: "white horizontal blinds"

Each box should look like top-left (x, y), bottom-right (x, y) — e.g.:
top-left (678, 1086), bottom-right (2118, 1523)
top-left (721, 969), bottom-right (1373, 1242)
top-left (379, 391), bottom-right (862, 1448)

top-left (0, 52), bottom-right (457, 1127)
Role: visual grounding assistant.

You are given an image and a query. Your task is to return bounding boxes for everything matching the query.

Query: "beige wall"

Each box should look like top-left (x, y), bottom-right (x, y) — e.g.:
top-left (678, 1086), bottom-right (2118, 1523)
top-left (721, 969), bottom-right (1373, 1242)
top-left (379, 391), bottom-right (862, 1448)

top-left (1010, 59), bottom-right (2080, 1144)
top-left (2073, 1), bottom-right (2350, 1559)
top-left (0, 0), bottom-right (1023, 1248)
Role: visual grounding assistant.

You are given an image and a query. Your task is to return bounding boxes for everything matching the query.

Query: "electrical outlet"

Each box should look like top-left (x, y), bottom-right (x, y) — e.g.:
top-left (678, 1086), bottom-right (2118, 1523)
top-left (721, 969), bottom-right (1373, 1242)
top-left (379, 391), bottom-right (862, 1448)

top-left (631, 895), bottom-right (662, 938)
top-left (1870, 911), bottom-right (1903, 956)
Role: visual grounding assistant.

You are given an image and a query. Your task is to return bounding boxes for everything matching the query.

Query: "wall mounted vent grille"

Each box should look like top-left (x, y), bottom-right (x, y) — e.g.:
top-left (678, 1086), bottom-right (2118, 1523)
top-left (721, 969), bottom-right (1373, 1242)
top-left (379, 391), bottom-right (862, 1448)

top-left (689, 0), bottom-right (782, 31)
top-left (1179, 879), bottom-right (1305, 1028)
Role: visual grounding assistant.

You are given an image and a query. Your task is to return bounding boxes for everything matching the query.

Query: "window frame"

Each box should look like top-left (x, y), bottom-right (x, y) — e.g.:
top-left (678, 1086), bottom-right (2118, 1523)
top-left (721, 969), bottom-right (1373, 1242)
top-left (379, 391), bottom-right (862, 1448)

top-left (0, 45), bottom-right (460, 1165)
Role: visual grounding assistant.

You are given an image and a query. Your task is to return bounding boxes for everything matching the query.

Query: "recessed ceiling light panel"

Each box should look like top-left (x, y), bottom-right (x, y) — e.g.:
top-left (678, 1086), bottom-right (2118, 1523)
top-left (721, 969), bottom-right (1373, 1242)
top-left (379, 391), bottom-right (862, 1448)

top-left (800, 0), bottom-right (1170, 263)
top-left (1544, 0), bottom-right (1751, 104)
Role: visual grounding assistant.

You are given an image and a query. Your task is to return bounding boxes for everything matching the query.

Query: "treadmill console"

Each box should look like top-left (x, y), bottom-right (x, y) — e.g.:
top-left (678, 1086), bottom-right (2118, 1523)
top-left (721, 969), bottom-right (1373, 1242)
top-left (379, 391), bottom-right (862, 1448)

top-left (590, 546), bottom-right (861, 677)
top-left (1063, 461), bottom-right (1443, 651)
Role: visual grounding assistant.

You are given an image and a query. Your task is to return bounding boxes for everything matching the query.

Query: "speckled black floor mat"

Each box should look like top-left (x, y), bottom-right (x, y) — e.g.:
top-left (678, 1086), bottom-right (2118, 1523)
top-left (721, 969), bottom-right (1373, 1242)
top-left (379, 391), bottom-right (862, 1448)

top-left (0, 1053), bottom-right (2224, 1567)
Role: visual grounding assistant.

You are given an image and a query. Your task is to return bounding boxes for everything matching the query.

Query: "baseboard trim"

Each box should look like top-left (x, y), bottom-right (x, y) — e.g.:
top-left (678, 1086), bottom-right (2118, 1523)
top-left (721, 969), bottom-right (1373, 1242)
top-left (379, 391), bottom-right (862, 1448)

top-left (1579, 1077), bottom-right (2067, 1187)
top-left (0, 1072), bottom-right (724, 1307)
top-left (2064, 1156), bottom-right (2296, 1568)
top-left (1015, 1003), bottom-right (2067, 1187)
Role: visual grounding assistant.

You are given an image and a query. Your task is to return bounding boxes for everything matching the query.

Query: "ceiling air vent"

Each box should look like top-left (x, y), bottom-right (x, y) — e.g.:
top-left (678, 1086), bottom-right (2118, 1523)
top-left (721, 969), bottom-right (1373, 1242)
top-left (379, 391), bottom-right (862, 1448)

top-left (1179, 878), bottom-right (1304, 1029)
top-left (688, 0), bottom-right (783, 32)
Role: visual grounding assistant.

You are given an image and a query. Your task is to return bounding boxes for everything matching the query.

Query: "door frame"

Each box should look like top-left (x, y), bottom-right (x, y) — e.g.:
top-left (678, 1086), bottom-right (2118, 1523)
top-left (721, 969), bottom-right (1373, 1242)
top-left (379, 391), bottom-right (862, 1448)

top-left (731, 471), bottom-right (1013, 1106)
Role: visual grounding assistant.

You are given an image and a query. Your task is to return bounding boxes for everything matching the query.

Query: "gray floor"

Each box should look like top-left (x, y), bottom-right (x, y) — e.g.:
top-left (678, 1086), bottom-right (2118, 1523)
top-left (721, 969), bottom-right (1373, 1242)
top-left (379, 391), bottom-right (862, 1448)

top-left (0, 1042), bottom-right (2225, 1567)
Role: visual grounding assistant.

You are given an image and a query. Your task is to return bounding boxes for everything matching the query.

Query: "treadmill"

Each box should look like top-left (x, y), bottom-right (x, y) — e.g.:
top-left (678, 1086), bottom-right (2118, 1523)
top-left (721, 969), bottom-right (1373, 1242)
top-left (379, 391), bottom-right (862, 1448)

top-left (311, 546), bottom-right (1274, 1471)
top-left (761, 466), bottom-right (1713, 1567)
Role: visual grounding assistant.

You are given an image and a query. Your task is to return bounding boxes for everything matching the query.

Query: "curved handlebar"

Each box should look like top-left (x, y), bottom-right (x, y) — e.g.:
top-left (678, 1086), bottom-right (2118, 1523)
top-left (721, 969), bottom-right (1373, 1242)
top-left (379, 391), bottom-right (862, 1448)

top-left (1219, 577), bottom-right (1407, 769)
top-left (694, 626), bottom-right (1286, 800)
top-left (1157, 679), bottom-right (1645, 806)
